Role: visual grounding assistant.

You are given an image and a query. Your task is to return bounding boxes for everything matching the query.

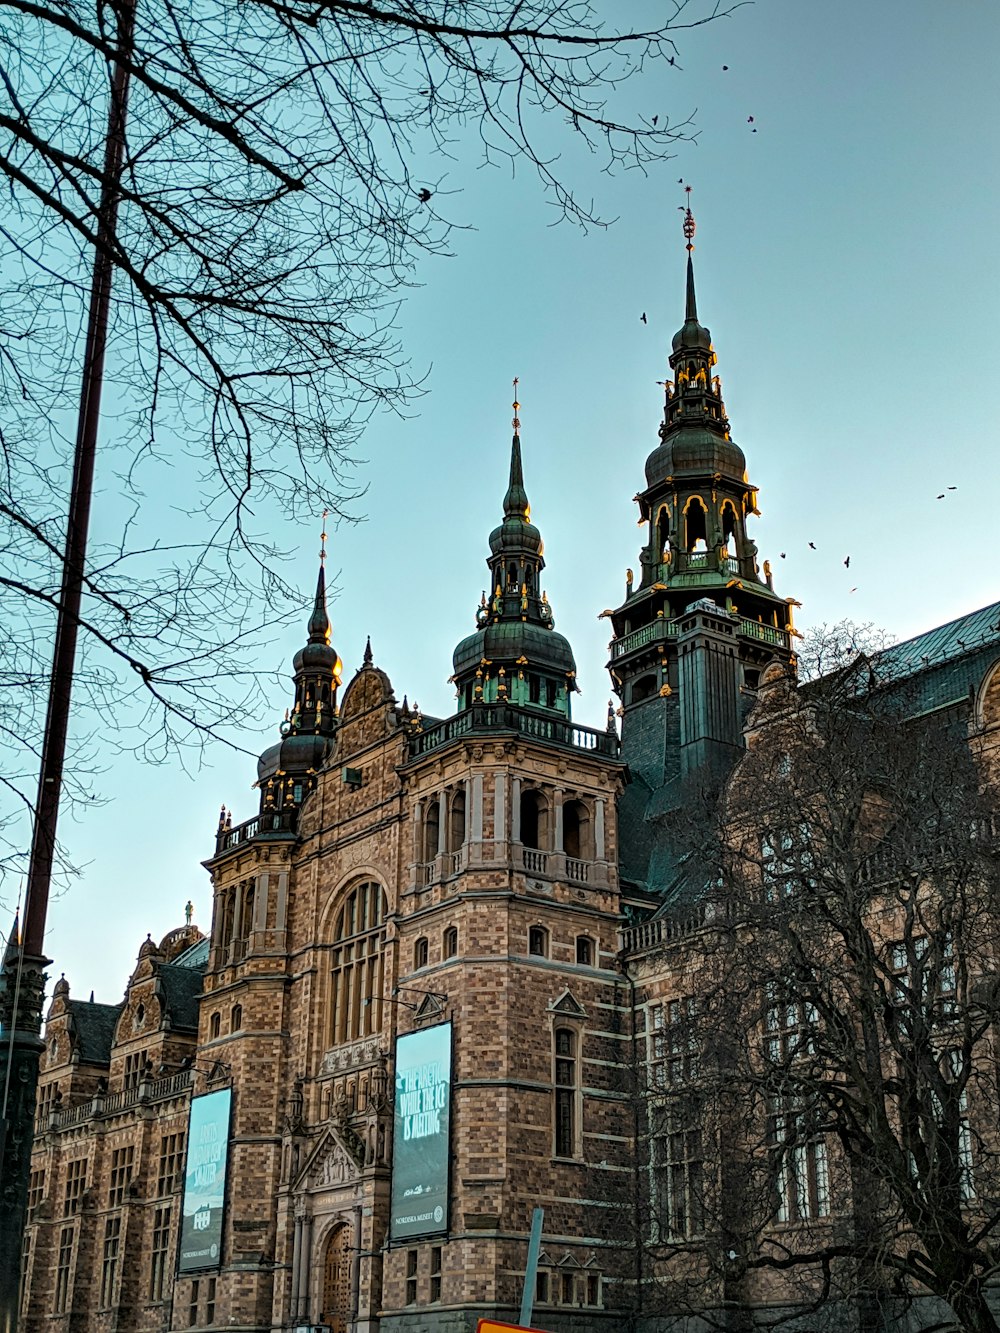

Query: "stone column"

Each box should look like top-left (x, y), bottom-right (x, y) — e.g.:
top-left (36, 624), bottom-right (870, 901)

top-left (493, 773), bottom-right (507, 859)
top-left (511, 776), bottom-right (521, 842)
top-left (553, 790), bottom-right (564, 852)
top-left (595, 799), bottom-right (606, 860)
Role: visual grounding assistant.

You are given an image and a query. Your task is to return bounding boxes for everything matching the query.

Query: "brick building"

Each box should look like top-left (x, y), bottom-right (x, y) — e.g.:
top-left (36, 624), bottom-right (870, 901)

top-left (16, 215), bottom-right (1000, 1332)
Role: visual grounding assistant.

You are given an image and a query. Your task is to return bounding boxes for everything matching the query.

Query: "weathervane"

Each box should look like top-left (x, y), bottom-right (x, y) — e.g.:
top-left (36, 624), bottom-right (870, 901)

top-left (512, 376), bottom-right (521, 434)
top-left (320, 508), bottom-right (328, 564)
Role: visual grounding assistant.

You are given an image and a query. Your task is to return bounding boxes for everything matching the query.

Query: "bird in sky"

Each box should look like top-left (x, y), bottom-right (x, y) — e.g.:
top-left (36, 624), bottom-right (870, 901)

top-left (722, 64), bottom-right (729, 70)
top-left (936, 493), bottom-right (945, 500)
top-left (843, 556), bottom-right (850, 568)
top-left (779, 552), bottom-right (786, 559)
top-left (747, 115), bottom-right (754, 123)
top-left (640, 313), bottom-right (647, 324)
top-left (948, 485), bottom-right (957, 490)
top-left (418, 188), bottom-right (432, 202)
top-left (652, 115), bottom-right (658, 126)
top-left (808, 542), bottom-right (816, 550)
top-left (850, 587), bottom-right (858, 594)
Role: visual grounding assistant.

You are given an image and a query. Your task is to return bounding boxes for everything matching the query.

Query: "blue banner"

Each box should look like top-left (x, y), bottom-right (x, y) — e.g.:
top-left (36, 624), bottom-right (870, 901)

top-left (178, 1087), bottom-right (232, 1272)
top-left (390, 1022), bottom-right (452, 1240)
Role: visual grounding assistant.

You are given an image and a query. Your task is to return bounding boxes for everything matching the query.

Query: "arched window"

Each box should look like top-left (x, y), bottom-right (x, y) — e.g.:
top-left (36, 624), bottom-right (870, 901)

top-left (554, 1027), bottom-right (580, 1158)
top-left (209, 1013), bottom-right (221, 1041)
top-left (563, 800), bottom-right (592, 861)
top-left (330, 881), bottom-right (387, 1045)
top-left (230, 1003), bottom-right (243, 1033)
top-left (685, 497), bottom-right (707, 551)
top-left (576, 935), bottom-right (593, 967)
top-left (414, 937), bottom-right (429, 970)
top-left (443, 926), bottom-right (458, 960)
top-left (657, 506), bottom-right (670, 556)
top-left (529, 925), bottom-right (549, 958)
top-left (448, 790), bottom-right (466, 853)
top-left (520, 789), bottom-right (550, 850)
top-left (424, 797), bottom-right (441, 863)
top-left (320, 1225), bottom-right (352, 1333)
top-left (721, 502), bottom-right (739, 551)
top-left (241, 881), bottom-right (255, 940)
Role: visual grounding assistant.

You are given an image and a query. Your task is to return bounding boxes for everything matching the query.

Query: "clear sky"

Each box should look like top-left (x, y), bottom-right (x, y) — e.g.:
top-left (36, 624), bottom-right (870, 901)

top-left (12, 0), bottom-right (1000, 1003)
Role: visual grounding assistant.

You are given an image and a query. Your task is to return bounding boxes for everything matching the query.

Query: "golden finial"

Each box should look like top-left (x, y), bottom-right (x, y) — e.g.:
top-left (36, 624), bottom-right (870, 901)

top-left (320, 508), bottom-right (329, 564)
top-left (512, 376), bottom-right (521, 434)
top-left (682, 184), bottom-right (695, 252)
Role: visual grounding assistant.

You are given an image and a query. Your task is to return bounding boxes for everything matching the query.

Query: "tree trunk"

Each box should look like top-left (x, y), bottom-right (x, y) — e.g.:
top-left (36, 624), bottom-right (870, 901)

top-left (951, 1283), bottom-right (1000, 1333)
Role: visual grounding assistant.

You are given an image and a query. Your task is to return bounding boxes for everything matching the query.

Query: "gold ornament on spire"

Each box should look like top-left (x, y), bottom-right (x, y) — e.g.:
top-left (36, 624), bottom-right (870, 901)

top-left (512, 376), bottom-right (521, 434)
top-left (320, 508), bottom-right (329, 564)
top-left (682, 184), bottom-right (696, 252)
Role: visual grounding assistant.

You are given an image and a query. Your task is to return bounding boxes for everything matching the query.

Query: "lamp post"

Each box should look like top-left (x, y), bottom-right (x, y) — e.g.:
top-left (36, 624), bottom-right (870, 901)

top-left (0, 2), bottom-right (134, 1326)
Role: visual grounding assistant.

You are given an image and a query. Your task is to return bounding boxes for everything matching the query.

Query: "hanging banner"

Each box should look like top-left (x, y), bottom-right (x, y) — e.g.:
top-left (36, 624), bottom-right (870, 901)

top-left (390, 1021), bottom-right (452, 1240)
top-left (178, 1087), bottom-right (233, 1272)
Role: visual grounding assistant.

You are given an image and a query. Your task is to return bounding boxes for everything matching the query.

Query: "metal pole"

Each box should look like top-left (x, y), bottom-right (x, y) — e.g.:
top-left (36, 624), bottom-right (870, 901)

top-left (0, 1), bottom-right (133, 1326)
top-left (518, 1206), bottom-right (544, 1328)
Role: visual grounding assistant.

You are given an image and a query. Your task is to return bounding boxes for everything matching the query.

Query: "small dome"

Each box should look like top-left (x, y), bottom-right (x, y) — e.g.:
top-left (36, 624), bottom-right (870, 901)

top-left (672, 316), bottom-right (713, 354)
top-left (488, 515), bottom-right (542, 557)
top-left (645, 425), bottom-right (746, 488)
top-left (257, 731), bottom-right (333, 784)
top-left (292, 640), bottom-right (343, 678)
top-left (453, 619), bottom-right (576, 680)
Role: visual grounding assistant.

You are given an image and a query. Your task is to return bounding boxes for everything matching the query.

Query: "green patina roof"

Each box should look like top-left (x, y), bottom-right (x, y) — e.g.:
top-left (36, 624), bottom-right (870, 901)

top-left (453, 619), bottom-right (575, 678)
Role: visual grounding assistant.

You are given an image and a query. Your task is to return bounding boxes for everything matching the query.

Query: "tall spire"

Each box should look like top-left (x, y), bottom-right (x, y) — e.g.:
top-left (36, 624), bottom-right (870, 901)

top-left (503, 379), bottom-right (530, 519)
top-left (307, 510), bottom-right (332, 644)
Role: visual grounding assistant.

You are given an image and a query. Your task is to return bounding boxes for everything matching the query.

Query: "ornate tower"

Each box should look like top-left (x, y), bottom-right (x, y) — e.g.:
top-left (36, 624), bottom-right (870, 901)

top-left (608, 203), bottom-right (795, 887)
top-left (452, 385), bottom-right (577, 717)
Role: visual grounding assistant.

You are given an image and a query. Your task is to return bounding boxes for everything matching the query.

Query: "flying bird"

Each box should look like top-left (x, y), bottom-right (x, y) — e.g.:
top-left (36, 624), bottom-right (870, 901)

top-left (850, 587), bottom-right (858, 594)
top-left (652, 115), bottom-right (658, 126)
top-left (779, 552), bottom-right (786, 559)
top-left (936, 493), bottom-right (945, 500)
top-left (722, 65), bottom-right (729, 71)
top-left (948, 485), bottom-right (957, 490)
top-left (808, 542), bottom-right (816, 550)
top-left (747, 116), bottom-right (754, 123)
top-left (640, 313), bottom-right (647, 324)
top-left (843, 556), bottom-right (850, 568)
top-left (418, 188), bottom-right (432, 202)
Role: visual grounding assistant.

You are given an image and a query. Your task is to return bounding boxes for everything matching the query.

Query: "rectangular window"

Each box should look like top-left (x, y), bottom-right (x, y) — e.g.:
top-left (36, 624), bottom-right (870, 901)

top-left (554, 1027), bottom-right (578, 1158)
top-left (429, 1246), bottom-right (442, 1302)
top-left (19, 1231), bottom-right (31, 1316)
top-left (28, 1168), bottom-right (45, 1211)
top-left (405, 1249), bottom-right (418, 1305)
top-left (158, 1132), bottom-right (184, 1196)
top-left (188, 1279), bottom-right (199, 1327)
top-left (124, 1050), bottom-right (147, 1091)
top-left (587, 1273), bottom-right (600, 1306)
top-left (150, 1206), bottom-right (172, 1301)
top-left (108, 1145), bottom-right (135, 1206)
top-left (535, 1270), bottom-right (549, 1303)
top-left (764, 987), bottom-right (818, 1067)
top-left (761, 826), bottom-right (816, 901)
top-left (100, 1215), bottom-right (121, 1307)
top-left (63, 1158), bottom-right (87, 1216)
top-left (206, 1275), bottom-right (217, 1324)
top-left (770, 1098), bottom-right (830, 1223)
top-left (652, 1097), bottom-right (705, 1239)
top-left (54, 1226), bottom-right (73, 1314)
top-left (560, 1272), bottom-right (575, 1304)
top-left (37, 1081), bottom-right (59, 1122)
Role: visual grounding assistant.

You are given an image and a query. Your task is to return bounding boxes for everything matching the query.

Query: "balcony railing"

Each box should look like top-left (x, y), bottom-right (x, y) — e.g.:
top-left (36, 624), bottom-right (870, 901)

top-left (566, 857), bottom-right (590, 883)
top-left (522, 849), bottom-right (548, 874)
top-left (408, 704), bottom-right (619, 761)
top-left (37, 1068), bottom-right (195, 1134)
top-left (214, 806), bottom-right (297, 855)
top-left (612, 614), bottom-right (789, 659)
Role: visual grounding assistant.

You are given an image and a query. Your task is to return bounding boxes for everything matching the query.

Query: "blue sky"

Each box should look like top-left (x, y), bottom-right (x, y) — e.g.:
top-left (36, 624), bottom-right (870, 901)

top-left (18, 0), bottom-right (1000, 1001)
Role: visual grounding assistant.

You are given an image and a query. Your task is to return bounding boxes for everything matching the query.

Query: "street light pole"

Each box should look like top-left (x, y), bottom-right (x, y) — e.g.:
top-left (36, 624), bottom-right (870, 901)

top-left (0, 2), bottom-right (134, 1326)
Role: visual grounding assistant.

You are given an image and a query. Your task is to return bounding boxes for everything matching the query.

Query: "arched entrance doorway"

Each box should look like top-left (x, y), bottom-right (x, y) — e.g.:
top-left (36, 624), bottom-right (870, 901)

top-left (320, 1224), bottom-right (351, 1333)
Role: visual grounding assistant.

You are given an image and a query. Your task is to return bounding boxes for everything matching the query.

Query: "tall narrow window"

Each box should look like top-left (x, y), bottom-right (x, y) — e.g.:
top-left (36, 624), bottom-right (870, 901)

top-left (100, 1215), bottom-right (121, 1307)
top-left (430, 1246), bottom-right (442, 1302)
top-left (414, 936), bottom-right (429, 970)
top-left (158, 1133), bottom-right (183, 1196)
top-left (63, 1158), bottom-right (87, 1216)
top-left (54, 1226), bottom-right (73, 1314)
top-left (405, 1249), bottom-right (418, 1305)
top-left (563, 801), bottom-right (592, 861)
top-left (150, 1206), bottom-right (172, 1300)
top-left (554, 1027), bottom-right (579, 1158)
top-left (424, 798), bottom-right (441, 862)
top-left (529, 926), bottom-right (549, 958)
top-left (188, 1279), bottom-right (199, 1327)
top-left (205, 1276), bottom-right (217, 1324)
top-left (330, 881), bottom-right (388, 1045)
top-left (443, 926), bottom-right (458, 959)
top-left (230, 1002), bottom-right (243, 1032)
top-left (575, 935), bottom-right (593, 967)
top-left (448, 790), bottom-right (466, 852)
top-left (770, 1098), bottom-right (830, 1223)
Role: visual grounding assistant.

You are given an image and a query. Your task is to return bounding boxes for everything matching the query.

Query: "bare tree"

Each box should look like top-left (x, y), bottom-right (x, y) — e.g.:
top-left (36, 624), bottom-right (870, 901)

top-left (617, 627), bottom-right (1000, 1332)
top-left (0, 0), bottom-right (734, 880)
